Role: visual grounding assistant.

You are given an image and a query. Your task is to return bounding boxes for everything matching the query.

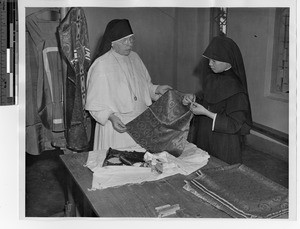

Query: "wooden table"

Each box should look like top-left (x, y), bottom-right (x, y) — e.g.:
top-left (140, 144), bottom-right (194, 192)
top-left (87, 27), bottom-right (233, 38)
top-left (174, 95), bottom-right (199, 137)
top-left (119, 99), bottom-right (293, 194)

top-left (59, 152), bottom-right (288, 218)
top-left (59, 151), bottom-right (233, 217)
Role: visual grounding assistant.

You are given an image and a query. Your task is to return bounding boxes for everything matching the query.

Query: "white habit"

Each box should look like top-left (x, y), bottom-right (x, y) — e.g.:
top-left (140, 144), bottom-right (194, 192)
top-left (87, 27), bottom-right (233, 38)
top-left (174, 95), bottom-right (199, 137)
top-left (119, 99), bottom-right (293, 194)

top-left (85, 49), bottom-right (160, 151)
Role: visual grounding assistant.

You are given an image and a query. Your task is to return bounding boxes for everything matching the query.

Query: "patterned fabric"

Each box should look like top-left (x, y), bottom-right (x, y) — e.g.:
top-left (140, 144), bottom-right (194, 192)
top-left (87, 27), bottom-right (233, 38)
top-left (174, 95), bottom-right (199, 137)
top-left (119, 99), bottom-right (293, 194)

top-left (58, 7), bottom-right (91, 151)
top-left (126, 90), bottom-right (193, 157)
top-left (186, 164), bottom-right (288, 218)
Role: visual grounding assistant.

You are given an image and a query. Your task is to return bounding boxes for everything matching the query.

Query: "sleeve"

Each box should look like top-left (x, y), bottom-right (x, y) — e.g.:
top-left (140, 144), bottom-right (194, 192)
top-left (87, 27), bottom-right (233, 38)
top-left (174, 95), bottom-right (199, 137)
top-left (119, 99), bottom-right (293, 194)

top-left (149, 84), bottom-right (160, 101)
top-left (213, 93), bottom-right (249, 134)
top-left (211, 113), bottom-right (217, 131)
top-left (86, 64), bottom-right (114, 125)
top-left (89, 108), bottom-right (113, 126)
top-left (85, 57), bottom-right (133, 114)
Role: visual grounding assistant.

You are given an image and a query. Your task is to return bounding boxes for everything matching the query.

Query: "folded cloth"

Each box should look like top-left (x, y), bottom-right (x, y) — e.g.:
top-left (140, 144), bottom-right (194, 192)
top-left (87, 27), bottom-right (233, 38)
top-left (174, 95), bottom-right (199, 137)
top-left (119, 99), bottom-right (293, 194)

top-left (84, 145), bottom-right (146, 171)
top-left (102, 148), bottom-right (146, 166)
top-left (84, 143), bottom-right (209, 190)
top-left (183, 164), bottom-right (288, 218)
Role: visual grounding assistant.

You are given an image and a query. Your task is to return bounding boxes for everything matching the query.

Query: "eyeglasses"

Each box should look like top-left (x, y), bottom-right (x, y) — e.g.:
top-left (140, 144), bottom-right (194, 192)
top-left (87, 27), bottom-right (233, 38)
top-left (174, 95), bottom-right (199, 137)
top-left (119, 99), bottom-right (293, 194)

top-left (116, 36), bottom-right (136, 46)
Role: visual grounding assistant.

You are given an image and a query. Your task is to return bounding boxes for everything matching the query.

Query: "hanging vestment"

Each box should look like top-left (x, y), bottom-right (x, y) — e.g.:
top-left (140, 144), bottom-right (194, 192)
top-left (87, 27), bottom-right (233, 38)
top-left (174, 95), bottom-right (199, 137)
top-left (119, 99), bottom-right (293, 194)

top-left (26, 9), bottom-right (66, 155)
top-left (58, 7), bottom-right (91, 151)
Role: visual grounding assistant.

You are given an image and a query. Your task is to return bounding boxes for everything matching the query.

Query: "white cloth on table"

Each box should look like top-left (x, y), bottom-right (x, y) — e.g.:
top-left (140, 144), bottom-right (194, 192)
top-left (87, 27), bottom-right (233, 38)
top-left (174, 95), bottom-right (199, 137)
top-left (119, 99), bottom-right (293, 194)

top-left (84, 143), bottom-right (210, 190)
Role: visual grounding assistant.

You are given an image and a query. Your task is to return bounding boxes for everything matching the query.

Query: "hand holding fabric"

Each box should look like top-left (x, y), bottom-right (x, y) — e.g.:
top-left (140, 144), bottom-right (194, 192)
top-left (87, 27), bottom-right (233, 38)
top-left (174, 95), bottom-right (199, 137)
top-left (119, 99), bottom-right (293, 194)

top-left (155, 85), bottom-right (172, 95)
top-left (182, 94), bottom-right (195, 106)
top-left (109, 114), bottom-right (127, 133)
top-left (190, 102), bottom-right (216, 120)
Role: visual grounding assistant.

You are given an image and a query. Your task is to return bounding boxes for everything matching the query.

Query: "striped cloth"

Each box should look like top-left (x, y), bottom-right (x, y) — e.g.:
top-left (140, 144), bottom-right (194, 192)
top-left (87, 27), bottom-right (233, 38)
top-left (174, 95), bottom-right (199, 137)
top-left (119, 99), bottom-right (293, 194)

top-left (184, 164), bottom-right (288, 218)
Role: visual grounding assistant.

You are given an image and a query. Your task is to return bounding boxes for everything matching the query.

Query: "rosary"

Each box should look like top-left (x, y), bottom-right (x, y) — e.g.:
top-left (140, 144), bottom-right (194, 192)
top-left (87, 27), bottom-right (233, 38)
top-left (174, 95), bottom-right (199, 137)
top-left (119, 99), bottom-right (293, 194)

top-left (112, 52), bottom-right (138, 101)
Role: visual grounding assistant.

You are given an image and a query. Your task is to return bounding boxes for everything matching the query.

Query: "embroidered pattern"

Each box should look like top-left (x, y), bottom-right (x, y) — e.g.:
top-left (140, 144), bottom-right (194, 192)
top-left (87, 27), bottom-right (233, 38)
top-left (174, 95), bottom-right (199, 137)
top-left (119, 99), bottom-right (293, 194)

top-left (188, 164), bottom-right (288, 218)
top-left (126, 90), bottom-right (193, 157)
top-left (58, 7), bottom-right (91, 150)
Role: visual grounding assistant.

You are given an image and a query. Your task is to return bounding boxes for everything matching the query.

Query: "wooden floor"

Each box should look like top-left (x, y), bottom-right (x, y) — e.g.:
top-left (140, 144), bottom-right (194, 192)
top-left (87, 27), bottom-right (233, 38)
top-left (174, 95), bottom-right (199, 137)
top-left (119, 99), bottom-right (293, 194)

top-left (25, 145), bottom-right (288, 217)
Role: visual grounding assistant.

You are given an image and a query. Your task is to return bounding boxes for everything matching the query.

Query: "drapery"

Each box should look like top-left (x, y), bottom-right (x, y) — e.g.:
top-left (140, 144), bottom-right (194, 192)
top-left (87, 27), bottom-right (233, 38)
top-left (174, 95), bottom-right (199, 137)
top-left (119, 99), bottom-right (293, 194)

top-left (126, 90), bottom-right (193, 157)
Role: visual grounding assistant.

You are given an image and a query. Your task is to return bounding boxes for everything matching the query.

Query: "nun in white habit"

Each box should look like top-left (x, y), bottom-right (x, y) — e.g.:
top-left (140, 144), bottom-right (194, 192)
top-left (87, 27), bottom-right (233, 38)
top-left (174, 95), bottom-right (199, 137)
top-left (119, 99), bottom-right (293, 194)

top-left (85, 19), bottom-right (172, 151)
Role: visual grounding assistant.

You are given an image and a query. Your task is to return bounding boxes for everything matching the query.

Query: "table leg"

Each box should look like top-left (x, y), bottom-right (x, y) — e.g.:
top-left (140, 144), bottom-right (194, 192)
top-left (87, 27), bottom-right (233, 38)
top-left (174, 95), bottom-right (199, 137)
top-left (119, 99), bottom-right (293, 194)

top-left (64, 171), bottom-right (77, 217)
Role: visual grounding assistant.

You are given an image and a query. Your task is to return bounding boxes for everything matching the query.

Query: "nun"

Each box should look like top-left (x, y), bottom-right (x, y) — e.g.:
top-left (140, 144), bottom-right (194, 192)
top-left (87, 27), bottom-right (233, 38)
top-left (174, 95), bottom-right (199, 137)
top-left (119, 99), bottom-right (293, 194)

top-left (183, 36), bottom-right (252, 164)
top-left (85, 19), bottom-right (171, 151)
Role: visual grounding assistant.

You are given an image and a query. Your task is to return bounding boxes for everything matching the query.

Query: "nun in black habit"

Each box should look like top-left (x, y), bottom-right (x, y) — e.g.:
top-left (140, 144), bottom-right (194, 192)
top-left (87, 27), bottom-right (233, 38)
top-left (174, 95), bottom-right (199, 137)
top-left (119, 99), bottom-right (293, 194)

top-left (183, 36), bottom-right (252, 164)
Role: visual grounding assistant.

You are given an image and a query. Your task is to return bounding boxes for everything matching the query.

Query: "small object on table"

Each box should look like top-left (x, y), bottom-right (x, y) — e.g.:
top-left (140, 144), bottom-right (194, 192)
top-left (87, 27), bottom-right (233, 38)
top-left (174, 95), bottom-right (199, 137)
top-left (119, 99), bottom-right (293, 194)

top-left (155, 204), bottom-right (181, 217)
top-left (102, 148), bottom-right (146, 166)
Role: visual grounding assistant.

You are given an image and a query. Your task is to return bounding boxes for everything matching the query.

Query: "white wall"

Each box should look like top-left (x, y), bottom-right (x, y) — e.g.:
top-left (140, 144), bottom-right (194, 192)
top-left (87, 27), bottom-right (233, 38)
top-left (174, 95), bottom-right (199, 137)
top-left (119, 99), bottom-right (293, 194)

top-left (84, 7), bottom-right (210, 94)
top-left (84, 7), bottom-right (177, 86)
top-left (227, 8), bottom-right (289, 134)
top-left (175, 8), bottom-right (210, 94)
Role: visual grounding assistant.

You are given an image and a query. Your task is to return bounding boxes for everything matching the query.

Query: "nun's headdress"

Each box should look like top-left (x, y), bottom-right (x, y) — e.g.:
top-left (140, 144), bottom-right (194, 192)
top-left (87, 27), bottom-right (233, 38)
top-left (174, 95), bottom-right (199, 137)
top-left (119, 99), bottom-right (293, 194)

top-left (93, 19), bottom-right (133, 61)
top-left (203, 36), bottom-right (249, 94)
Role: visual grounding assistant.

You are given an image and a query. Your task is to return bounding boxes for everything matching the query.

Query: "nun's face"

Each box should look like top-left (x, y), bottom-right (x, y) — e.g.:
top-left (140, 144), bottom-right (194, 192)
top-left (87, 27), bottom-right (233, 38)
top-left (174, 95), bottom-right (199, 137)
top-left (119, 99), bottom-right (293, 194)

top-left (112, 35), bottom-right (135, 56)
top-left (208, 59), bottom-right (231, 73)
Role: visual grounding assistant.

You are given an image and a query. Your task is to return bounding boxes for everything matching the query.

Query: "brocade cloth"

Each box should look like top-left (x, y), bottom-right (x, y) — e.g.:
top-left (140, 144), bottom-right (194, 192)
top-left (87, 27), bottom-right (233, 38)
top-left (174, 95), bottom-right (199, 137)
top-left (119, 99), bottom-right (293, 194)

top-left (58, 7), bottom-right (91, 151)
top-left (184, 164), bottom-right (288, 218)
top-left (126, 90), bottom-right (193, 157)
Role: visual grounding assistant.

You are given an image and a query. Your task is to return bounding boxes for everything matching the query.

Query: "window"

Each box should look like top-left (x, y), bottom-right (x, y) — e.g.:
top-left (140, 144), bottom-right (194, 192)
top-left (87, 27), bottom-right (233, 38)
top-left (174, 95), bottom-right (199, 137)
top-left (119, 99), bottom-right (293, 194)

top-left (264, 8), bottom-right (289, 102)
top-left (272, 8), bottom-right (289, 94)
top-left (210, 7), bottom-right (228, 38)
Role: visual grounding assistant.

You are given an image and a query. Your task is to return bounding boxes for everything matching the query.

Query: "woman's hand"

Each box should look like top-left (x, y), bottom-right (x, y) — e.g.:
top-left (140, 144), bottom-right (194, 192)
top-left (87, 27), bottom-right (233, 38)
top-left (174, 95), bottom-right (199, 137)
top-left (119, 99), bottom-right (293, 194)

top-left (190, 103), bottom-right (216, 119)
top-left (190, 102), bottom-right (207, 115)
top-left (155, 85), bottom-right (172, 95)
top-left (108, 114), bottom-right (127, 133)
top-left (182, 94), bottom-right (195, 106)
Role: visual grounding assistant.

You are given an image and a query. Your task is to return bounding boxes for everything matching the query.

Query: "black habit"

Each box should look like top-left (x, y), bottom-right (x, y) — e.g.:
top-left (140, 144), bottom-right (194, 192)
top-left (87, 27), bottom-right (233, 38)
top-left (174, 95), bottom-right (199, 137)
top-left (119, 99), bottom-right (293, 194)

top-left (189, 36), bottom-right (252, 164)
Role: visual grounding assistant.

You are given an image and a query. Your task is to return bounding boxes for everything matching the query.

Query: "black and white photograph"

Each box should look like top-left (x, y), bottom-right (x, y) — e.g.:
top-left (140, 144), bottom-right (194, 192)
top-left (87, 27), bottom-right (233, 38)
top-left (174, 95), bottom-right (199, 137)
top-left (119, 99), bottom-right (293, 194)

top-left (0, 0), bottom-right (299, 228)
